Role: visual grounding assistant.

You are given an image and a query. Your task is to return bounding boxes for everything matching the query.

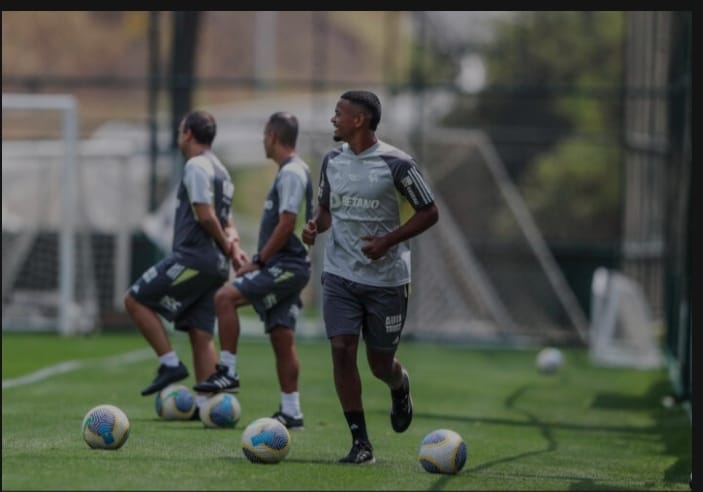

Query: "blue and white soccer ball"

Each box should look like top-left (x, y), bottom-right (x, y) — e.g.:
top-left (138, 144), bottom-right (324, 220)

top-left (536, 347), bottom-right (564, 374)
top-left (82, 404), bottom-right (130, 450)
top-left (199, 392), bottom-right (241, 428)
top-left (241, 417), bottom-right (291, 464)
top-left (155, 383), bottom-right (196, 420)
top-left (418, 428), bottom-right (468, 474)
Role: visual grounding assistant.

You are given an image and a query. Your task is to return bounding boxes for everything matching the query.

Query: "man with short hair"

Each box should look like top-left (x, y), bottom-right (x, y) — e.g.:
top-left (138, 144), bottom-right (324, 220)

top-left (194, 111), bottom-right (313, 430)
top-left (125, 110), bottom-right (247, 416)
top-left (302, 90), bottom-right (439, 463)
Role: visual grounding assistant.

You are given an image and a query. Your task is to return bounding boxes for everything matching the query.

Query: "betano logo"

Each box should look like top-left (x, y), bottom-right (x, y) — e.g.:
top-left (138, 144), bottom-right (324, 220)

top-left (329, 192), bottom-right (380, 210)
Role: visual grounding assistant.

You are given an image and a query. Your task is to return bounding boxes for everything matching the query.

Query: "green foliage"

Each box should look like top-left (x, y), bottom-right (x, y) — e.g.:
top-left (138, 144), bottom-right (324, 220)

top-left (1, 333), bottom-right (691, 490)
top-left (486, 12), bottom-right (624, 89)
top-left (444, 12), bottom-right (626, 243)
top-left (522, 137), bottom-right (622, 241)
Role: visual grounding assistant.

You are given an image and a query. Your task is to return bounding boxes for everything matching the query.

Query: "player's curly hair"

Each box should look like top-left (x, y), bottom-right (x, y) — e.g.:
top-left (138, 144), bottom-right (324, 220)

top-left (341, 90), bottom-right (381, 131)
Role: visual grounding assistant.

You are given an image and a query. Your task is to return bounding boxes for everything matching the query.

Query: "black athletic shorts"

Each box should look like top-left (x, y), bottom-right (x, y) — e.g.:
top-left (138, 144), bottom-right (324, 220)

top-left (129, 255), bottom-right (226, 334)
top-left (321, 271), bottom-right (409, 352)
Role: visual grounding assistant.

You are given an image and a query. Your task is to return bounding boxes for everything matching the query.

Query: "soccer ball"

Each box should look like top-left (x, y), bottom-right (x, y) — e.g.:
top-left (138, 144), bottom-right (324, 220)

top-left (155, 384), bottom-right (196, 420)
top-left (241, 417), bottom-right (291, 464)
top-left (418, 428), bottom-right (467, 474)
top-left (82, 404), bottom-right (130, 450)
top-left (536, 347), bottom-right (564, 374)
top-left (199, 392), bottom-right (241, 428)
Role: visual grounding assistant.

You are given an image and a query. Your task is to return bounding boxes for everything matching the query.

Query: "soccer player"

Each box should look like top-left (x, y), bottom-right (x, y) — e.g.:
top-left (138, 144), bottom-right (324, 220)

top-left (124, 110), bottom-right (247, 415)
top-left (302, 90), bottom-right (439, 464)
top-left (194, 112), bottom-right (313, 430)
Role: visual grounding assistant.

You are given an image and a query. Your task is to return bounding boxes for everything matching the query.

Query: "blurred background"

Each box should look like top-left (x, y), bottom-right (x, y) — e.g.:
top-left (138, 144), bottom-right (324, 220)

top-left (1, 11), bottom-right (691, 405)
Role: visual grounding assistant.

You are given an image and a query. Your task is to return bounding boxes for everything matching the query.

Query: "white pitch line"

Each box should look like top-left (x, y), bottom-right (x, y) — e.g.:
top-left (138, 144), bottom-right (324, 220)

top-left (2, 348), bottom-right (152, 390)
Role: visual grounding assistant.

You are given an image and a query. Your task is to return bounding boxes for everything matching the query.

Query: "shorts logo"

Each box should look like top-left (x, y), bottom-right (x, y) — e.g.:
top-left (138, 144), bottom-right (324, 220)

top-left (142, 267), bottom-right (158, 283)
top-left (159, 296), bottom-right (182, 313)
top-left (166, 263), bottom-right (185, 280)
top-left (385, 314), bottom-right (403, 333)
top-left (263, 293), bottom-right (277, 309)
top-left (274, 271), bottom-right (294, 284)
top-left (289, 304), bottom-right (300, 320)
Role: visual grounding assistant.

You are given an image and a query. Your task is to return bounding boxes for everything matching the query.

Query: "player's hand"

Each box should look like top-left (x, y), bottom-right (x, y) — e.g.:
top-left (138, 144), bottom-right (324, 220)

top-left (231, 245), bottom-right (249, 271)
top-left (302, 219), bottom-right (318, 245)
top-left (360, 235), bottom-right (389, 260)
top-left (235, 261), bottom-right (258, 277)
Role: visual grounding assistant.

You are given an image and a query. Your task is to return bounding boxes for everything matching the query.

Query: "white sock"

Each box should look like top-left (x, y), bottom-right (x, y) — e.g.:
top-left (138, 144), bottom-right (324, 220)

top-left (220, 350), bottom-right (237, 378)
top-left (281, 391), bottom-right (301, 418)
top-left (158, 351), bottom-right (179, 368)
top-left (195, 395), bottom-right (208, 409)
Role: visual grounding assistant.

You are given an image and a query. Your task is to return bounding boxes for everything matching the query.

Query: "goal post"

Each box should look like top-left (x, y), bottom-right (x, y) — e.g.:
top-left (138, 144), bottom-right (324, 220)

top-left (2, 93), bottom-right (79, 335)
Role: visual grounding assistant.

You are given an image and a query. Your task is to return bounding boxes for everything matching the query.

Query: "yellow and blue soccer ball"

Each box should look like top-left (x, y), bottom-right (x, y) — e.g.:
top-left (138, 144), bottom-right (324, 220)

top-left (199, 393), bottom-right (241, 428)
top-left (155, 383), bottom-right (197, 420)
top-left (241, 417), bottom-right (291, 464)
top-left (418, 428), bottom-right (467, 474)
top-left (82, 404), bottom-right (130, 450)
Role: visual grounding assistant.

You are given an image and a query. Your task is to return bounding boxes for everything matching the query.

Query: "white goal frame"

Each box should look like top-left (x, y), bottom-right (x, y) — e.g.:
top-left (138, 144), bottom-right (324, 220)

top-left (2, 93), bottom-right (78, 335)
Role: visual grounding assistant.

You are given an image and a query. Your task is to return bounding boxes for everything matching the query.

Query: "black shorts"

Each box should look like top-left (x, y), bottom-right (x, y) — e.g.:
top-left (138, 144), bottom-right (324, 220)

top-left (233, 258), bottom-right (311, 333)
top-left (129, 255), bottom-right (226, 334)
top-left (321, 272), bottom-right (409, 352)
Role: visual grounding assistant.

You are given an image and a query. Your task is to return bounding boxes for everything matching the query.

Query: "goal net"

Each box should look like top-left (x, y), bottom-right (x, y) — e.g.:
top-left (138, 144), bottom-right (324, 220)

top-left (589, 267), bottom-right (663, 369)
top-left (401, 128), bottom-right (589, 346)
top-left (2, 93), bottom-right (149, 335)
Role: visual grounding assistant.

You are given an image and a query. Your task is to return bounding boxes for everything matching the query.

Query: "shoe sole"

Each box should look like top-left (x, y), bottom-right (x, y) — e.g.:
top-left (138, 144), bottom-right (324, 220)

top-left (192, 386), bottom-right (240, 394)
top-left (141, 373), bottom-right (188, 396)
top-left (339, 457), bottom-right (375, 465)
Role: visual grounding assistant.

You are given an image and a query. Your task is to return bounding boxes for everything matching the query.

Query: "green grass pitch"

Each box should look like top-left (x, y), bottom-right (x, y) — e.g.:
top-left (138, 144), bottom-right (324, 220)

top-left (1, 331), bottom-right (691, 490)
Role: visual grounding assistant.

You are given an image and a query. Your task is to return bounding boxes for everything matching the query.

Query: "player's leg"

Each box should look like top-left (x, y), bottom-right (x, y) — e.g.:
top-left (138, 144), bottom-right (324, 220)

top-left (193, 282), bottom-right (248, 393)
top-left (187, 327), bottom-right (218, 384)
top-left (269, 324), bottom-right (304, 429)
top-left (124, 292), bottom-right (172, 357)
top-left (125, 257), bottom-right (192, 396)
top-left (362, 282), bottom-right (412, 433)
top-left (254, 261), bottom-right (310, 429)
top-left (186, 327), bottom-right (217, 419)
top-left (214, 283), bottom-right (248, 355)
top-left (180, 280), bottom-right (221, 385)
top-left (322, 272), bottom-right (375, 464)
top-left (270, 325), bottom-right (298, 393)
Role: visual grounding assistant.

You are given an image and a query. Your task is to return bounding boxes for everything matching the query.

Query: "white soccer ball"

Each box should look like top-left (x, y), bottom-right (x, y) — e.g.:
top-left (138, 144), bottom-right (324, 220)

top-left (199, 393), bottom-right (241, 428)
top-left (241, 417), bottom-right (291, 464)
top-left (82, 404), bottom-right (130, 450)
top-left (155, 383), bottom-right (196, 420)
top-left (418, 428), bottom-right (468, 474)
top-left (536, 347), bottom-right (564, 374)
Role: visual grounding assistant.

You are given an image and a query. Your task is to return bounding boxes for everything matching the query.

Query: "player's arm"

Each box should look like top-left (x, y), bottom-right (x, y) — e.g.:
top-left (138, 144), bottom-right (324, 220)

top-left (245, 211), bottom-right (297, 272)
top-left (193, 203), bottom-right (233, 256)
top-left (361, 203), bottom-right (438, 260)
top-left (302, 158), bottom-right (331, 245)
top-left (225, 217), bottom-right (248, 269)
top-left (302, 204), bottom-right (331, 243)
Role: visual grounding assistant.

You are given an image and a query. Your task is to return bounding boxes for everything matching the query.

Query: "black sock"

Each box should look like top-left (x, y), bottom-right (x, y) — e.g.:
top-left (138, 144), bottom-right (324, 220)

top-left (343, 410), bottom-right (368, 442)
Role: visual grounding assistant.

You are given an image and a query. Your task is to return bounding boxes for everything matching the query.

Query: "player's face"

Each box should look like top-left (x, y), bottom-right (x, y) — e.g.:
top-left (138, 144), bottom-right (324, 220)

top-left (331, 99), bottom-right (359, 143)
top-left (263, 125), bottom-right (274, 158)
top-left (177, 120), bottom-right (188, 157)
